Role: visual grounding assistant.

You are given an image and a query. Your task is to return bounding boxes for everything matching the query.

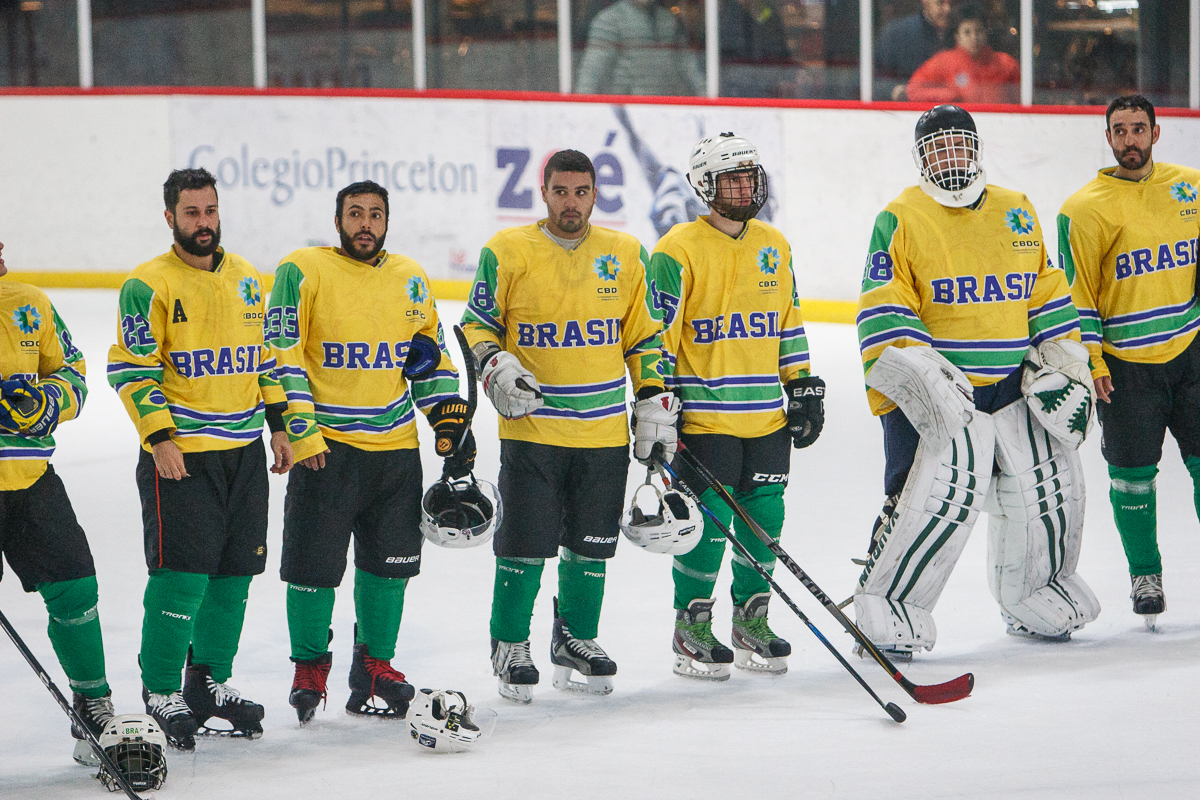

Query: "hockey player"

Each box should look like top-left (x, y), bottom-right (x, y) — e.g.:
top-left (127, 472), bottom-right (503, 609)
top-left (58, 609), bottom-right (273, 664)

top-left (648, 133), bottom-right (821, 681)
top-left (269, 180), bottom-right (473, 723)
top-left (461, 149), bottom-right (672, 703)
top-left (0, 239), bottom-right (116, 763)
top-left (854, 105), bottom-right (1100, 660)
top-left (108, 168), bottom-right (292, 749)
top-left (1059, 95), bottom-right (1200, 629)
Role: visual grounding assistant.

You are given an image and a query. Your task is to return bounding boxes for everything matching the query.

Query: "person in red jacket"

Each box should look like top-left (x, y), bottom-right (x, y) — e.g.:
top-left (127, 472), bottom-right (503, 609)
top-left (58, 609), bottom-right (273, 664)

top-left (907, 4), bottom-right (1019, 104)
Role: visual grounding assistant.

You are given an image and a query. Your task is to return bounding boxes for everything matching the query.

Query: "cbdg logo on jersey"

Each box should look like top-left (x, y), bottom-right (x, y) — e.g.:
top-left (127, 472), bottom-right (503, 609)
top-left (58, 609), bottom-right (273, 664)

top-left (12, 304), bottom-right (40, 334)
top-left (238, 276), bottom-right (261, 307)
top-left (693, 311), bottom-right (781, 344)
top-left (516, 318), bottom-right (622, 348)
top-left (1171, 181), bottom-right (1197, 203)
top-left (407, 275), bottom-right (428, 304)
top-left (170, 346), bottom-right (263, 377)
top-left (594, 255), bottom-right (620, 282)
top-left (1005, 208), bottom-right (1035, 235)
top-left (931, 272), bottom-right (1038, 304)
top-left (1114, 238), bottom-right (1198, 280)
top-left (758, 246), bottom-right (780, 275)
top-left (322, 341), bottom-right (412, 369)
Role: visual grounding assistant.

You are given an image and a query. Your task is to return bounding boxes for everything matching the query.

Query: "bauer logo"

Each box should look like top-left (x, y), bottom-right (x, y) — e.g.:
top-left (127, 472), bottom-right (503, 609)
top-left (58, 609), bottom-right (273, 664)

top-left (594, 254), bottom-right (620, 282)
top-left (758, 246), bottom-right (780, 275)
top-left (385, 555), bottom-right (421, 564)
top-left (238, 276), bottom-right (261, 306)
top-left (407, 276), bottom-right (428, 304)
top-left (11, 304), bottom-right (40, 334)
top-left (1171, 181), bottom-right (1197, 203)
top-left (1005, 208), bottom-right (1035, 235)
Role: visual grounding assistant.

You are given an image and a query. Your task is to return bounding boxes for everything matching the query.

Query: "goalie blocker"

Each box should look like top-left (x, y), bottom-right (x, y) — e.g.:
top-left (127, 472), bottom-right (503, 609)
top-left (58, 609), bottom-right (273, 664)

top-left (855, 345), bottom-right (1099, 654)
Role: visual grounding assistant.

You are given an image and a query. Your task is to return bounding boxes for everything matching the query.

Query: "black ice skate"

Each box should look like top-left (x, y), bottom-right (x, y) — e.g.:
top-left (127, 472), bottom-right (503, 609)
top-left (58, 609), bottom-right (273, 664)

top-left (70, 690), bottom-right (114, 766)
top-left (491, 637), bottom-right (539, 704)
top-left (346, 642), bottom-right (415, 719)
top-left (550, 597), bottom-right (616, 696)
top-left (183, 663), bottom-right (265, 739)
top-left (672, 598), bottom-right (735, 681)
top-left (143, 686), bottom-right (199, 751)
top-left (731, 593), bottom-right (791, 675)
top-left (1131, 573), bottom-right (1165, 631)
top-left (289, 652), bottom-right (332, 725)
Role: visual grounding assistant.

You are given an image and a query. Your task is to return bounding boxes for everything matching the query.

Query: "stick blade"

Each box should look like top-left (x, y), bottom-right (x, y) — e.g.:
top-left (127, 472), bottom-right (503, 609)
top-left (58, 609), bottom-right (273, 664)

top-left (905, 672), bottom-right (974, 704)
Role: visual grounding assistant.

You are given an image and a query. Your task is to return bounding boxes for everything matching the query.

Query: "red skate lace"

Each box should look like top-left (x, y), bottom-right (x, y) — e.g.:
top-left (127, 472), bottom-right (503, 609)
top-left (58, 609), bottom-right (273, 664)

top-left (363, 655), bottom-right (407, 697)
top-left (294, 659), bottom-right (332, 707)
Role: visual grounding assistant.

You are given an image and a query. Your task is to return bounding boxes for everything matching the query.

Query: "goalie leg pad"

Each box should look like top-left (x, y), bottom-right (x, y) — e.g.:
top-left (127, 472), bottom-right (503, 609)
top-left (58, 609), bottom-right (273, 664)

top-left (866, 346), bottom-right (975, 447)
top-left (987, 402), bottom-right (1100, 637)
top-left (855, 412), bottom-right (996, 651)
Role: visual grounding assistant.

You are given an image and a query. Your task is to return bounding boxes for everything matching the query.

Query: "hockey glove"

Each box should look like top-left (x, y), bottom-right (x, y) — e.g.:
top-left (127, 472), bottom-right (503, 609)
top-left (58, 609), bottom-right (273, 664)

top-left (442, 430), bottom-right (476, 480)
top-left (785, 376), bottom-right (825, 449)
top-left (0, 378), bottom-right (61, 438)
top-left (631, 390), bottom-right (680, 464)
top-left (479, 347), bottom-right (543, 419)
top-left (403, 332), bottom-right (442, 382)
top-left (428, 397), bottom-right (471, 457)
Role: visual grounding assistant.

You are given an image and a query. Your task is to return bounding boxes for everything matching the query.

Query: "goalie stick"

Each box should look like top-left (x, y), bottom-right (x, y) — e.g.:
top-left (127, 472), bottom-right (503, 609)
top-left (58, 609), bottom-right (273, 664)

top-left (674, 443), bottom-right (974, 705)
top-left (0, 608), bottom-right (145, 800)
top-left (652, 452), bottom-right (905, 723)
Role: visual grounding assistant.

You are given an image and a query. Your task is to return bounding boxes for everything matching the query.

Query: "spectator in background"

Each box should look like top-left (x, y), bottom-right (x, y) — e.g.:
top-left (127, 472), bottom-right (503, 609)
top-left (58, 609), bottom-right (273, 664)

top-left (875, 0), bottom-right (953, 101)
top-left (907, 3), bottom-right (1019, 104)
top-left (576, 0), bottom-right (706, 96)
top-left (719, 0), bottom-right (794, 98)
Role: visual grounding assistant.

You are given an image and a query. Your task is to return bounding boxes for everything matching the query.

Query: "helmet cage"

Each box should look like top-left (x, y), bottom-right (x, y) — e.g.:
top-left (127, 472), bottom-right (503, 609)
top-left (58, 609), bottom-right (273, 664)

top-left (703, 166), bottom-right (768, 223)
top-left (912, 128), bottom-right (982, 193)
top-left (97, 714), bottom-right (168, 793)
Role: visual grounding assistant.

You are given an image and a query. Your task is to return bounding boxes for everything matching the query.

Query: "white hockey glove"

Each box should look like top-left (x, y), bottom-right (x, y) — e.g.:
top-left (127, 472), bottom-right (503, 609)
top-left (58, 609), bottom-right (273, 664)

top-left (1021, 338), bottom-right (1094, 448)
top-left (632, 391), bottom-right (680, 464)
top-left (866, 346), bottom-right (974, 446)
top-left (479, 347), bottom-right (543, 419)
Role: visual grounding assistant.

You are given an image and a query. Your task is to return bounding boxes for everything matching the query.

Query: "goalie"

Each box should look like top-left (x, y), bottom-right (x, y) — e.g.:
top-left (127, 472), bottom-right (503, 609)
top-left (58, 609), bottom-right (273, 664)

top-left (853, 105), bottom-right (1101, 660)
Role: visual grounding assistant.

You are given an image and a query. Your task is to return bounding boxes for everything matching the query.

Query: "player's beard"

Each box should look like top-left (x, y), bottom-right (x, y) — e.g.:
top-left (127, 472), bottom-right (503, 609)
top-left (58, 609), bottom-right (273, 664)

top-left (551, 209), bottom-right (589, 235)
top-left (1117, 144), bottom-right (1151, 171)
top-left (174, 221), bottom-right (222, 257)
top-left (339, 227), bottom-right (386, 262)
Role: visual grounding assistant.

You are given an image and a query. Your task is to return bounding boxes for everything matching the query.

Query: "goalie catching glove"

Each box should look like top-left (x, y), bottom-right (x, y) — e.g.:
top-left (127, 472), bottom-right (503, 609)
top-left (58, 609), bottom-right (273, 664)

top-left (0, 377), bottom-right (60, 437)
top-left (478, 345), bottom-right (543, 419)
top-left (427, 398), bottom-right (475, 479)
top-left (784, 376), bottom-right (825, 448)
top-left (1021, 338), bottom-right (1094, 448)
top-left (631, 389), bottom-right (680, 464)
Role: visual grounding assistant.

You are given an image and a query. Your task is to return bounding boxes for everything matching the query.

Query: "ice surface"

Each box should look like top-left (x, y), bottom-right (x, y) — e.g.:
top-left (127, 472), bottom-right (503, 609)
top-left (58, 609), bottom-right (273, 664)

top-left (2, 291), bottom-right (1197, 799)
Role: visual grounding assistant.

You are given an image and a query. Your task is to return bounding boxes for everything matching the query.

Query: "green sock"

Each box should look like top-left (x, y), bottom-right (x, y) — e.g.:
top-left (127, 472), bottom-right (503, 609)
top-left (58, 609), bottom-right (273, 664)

top-left (1109, 464), bottom-right (1161, 576)
top-left (286, 583), bottom-right (336, 661)
top-left (730, 484), bottom-right (785, 606)
top-left (490, 557), bottom-right (544, 642)
top-left (190, 575), bottom-right (252, 683)
top-left (39, 576), bottom-right (108, 697)
top-left (141, 569), bottom-right (208, 695)
top-left (672, 487), bottom-right (732, 610)
top-left (354, 569), bottom-right (407, 661)
top-left (1186, 455), bottom-right (1200, 523)
top-left (557, 548), bottom-right (606, 640)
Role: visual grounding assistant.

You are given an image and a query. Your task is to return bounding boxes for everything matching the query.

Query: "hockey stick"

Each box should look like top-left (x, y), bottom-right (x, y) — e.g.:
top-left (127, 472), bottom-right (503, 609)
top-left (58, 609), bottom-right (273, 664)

top-left (452, 325), bottom-right (478, 423)
top-left (652, 454), bottom-right (905, 723)
top-left (674, 443), bottom-right (974, 705)
top-left (0, 608), bottom-right (145, 800)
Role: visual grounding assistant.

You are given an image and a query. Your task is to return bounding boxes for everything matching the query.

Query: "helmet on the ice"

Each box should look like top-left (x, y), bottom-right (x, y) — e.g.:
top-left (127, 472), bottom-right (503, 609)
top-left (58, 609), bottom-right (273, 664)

top-left (408, 689), bottom-right (493, 753)
top-left (96, 714), bottom-right (168, 792)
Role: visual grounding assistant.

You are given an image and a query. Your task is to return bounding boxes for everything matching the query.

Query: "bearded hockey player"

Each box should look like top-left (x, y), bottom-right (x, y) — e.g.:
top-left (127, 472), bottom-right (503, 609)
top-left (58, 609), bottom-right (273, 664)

top-left (268, 180), bottom-right (473, 723)
top-left (1060, 95), bottom-right (1200, 630)
top-left (108, 168), bottom-right (292, 749)
top-left (461, 149), bottom-right (671, 704)
top-left (648, 133), bottom-right (822, 680)
top-left (854, 105), bottom-right (1101, 659)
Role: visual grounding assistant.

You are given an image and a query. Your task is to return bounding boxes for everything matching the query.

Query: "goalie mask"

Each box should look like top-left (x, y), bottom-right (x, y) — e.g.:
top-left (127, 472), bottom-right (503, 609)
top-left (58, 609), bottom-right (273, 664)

top-left (619, 478), bottom-right (701, 555)
top-left (912, 105), bottom-right (987, 208)
top-left (420, 475), bottom-right (502, 548)
top-left (408, 689), bottom-right (496, 753)
top-left (687, 133), bottom-right (768, 222)
top-left (96, 714), bottom-right (168, 793)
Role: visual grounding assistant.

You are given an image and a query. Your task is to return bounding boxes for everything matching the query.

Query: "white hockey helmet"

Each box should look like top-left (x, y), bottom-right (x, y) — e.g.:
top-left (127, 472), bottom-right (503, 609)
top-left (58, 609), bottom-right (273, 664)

top-left (620, 479), bottom-right (702, 555)
top-left (419, 475), bottom-right (502, 548)
top-left (95, 713), bottom-right (168, 793)
top-left (911, 104), bottom-right (987, 208)
top-left (687, 132), bottom-right (768, 222)
top-left (408, 689), bottom-right (496, 753)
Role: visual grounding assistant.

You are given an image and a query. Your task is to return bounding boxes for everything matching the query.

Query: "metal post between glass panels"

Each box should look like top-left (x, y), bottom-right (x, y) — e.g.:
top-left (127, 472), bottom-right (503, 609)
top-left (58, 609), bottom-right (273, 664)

top-left (1020, 0), bottom-right (1032, 106)
top-left (77, 0), bottom-right (92, 89)
top-left (860, 0), bottom-right (872, 103)
top-left (251, 0), bottom-right (266, 90)
top-left (1191, 0), bottom-right (1199, 108)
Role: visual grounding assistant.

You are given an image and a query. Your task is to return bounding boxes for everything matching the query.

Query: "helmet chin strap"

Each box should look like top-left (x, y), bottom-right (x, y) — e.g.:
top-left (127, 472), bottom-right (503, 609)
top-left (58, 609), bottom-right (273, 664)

top-left (919, 166), bottom-right (988, 208)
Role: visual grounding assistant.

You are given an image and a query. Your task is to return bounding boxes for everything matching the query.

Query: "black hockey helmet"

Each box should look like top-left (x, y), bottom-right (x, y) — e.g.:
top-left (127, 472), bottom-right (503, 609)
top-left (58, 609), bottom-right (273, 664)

top-left (914, 104), bottom-right (977, 141)
top-left (911, 104), bottom-right (985, 206)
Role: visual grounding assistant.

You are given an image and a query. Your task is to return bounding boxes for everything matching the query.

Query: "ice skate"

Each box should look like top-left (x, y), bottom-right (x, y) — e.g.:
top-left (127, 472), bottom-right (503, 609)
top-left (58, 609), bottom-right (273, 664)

top-left (70, 690), bottom-right (114, 766)
top-left (491, 637), bottom-right (539, 704)
top-left (1003, 621), bottom-right (1071, 642)
top-left (1131, 573), bottom-right (1165, 631)
top-left (289, 652), bottom-right (332, 725)
top-left (672, 598), bottom-right (734, 681)
top-left (346, 641), bottom-right (415, 719)
top-left (731, 593), bottom-right (790, 675)
top-left (183, 663), bottom-right (265, 739)
top-left (550, 597), bottom-right (616, 696)
top-left (854, 642), bottom-right (915, 663)
top-left (142, 686), bottom-right (199, 752)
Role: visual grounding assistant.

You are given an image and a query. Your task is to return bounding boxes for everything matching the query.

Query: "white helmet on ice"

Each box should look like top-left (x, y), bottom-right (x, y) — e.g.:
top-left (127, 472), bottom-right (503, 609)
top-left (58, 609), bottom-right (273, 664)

top-left (419, 474), bottom-right (502, 548)
top-left (95, 713), bottom-right (168, 793)
top-left (620, 478), bottom-right (702, 555)
top-left (911, 104), bottom-right (987, 208)
top-left (687, 133), bottom-right (768, 222)
top-left (408, 689), bottom-right (495, 753)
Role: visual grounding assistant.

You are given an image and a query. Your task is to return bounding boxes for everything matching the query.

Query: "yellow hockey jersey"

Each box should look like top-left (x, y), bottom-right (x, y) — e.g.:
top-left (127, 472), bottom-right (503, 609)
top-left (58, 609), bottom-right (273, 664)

top-left (858, 185), bottom-right (1081, 416)
top-left (648, 217), bottom-right (810, 438)
top-left (267, 247), bottom-right (459, 462)
top-left (1059, 162), bottom-right (1200, 380)
top-left (107, 248), bottom-right (286, 452)
top-left (460, 222), bottom-right (665, 448)
top-left (0, 282), bottom-right (87, 490)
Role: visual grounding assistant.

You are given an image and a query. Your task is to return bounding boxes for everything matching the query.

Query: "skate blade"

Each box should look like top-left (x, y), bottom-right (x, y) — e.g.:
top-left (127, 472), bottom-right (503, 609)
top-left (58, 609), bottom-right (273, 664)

top-left (854, 643), bottom-right (913, 663)
top-left (497, 679), bottom-right (534, 705)
top-left (73, 738), bottom-right (100, 767)
top-left (197, 723), bottom-right (263, 740)
top-left (551, 665), bottom-right (614, 695)
top-left (1143, 614), bottom-right (1158, 632)
top-left (733, 649), bottom-right (788, 675)
top-left (1005, 626), bottom-right (1072, 643)
top-left (672, 653), bottom-right (731, 682)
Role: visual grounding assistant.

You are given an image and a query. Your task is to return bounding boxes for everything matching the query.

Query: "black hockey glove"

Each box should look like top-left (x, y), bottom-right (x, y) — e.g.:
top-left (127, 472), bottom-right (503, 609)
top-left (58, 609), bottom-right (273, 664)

top-left (785, 376), bottom-right (825, 449)
top-left (428, 398), bottom-right (475, 478)
top-left (443, 430), bottom-right (476, 480)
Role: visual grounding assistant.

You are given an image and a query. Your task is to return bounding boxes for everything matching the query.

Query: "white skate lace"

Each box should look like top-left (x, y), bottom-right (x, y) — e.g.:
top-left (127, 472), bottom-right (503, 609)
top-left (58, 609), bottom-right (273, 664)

top-left (566, 637), bottom-right (608, 662)
top-left (1131, 574), bottom-right (1163, 600)
top-left (499, 640), bottom-right (535, 670)
top-left (82, 694), bottom-right (114, 719)
top-left (149, 692), bottom-right (192, 718)
top-left (207, 676), bottom-right (245, 708)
